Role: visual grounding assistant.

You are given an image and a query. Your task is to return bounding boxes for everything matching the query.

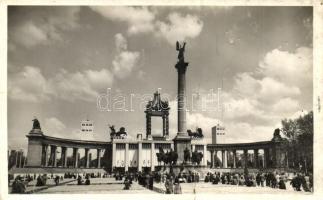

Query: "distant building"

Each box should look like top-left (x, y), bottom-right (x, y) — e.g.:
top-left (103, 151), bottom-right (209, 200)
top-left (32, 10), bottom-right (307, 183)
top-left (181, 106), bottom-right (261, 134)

top-left (212, 124), bottom-right (226, 144)
top-left (81, 119), bottom-right (94, 134)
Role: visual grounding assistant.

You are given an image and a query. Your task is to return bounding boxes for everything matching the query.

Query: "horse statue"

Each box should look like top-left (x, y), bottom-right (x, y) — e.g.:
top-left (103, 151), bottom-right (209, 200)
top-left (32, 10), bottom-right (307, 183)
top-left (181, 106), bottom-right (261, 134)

top-left (156, 147), bottom-right (166, 165)
top-left (109, 125), bottom-right (127, 139)
top-left (156, 147), bottom-right (178, 166)
top-left (191, 150), bottom-right (204, 165)
top-left (187, 128), bottom-right (204, 139)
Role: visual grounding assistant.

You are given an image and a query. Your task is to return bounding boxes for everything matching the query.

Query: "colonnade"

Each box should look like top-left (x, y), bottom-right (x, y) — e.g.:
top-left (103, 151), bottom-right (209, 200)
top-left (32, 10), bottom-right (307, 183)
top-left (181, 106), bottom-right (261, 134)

top-left (41, 144), bottom-right (103, 168)
top-left (209, 148), bottom-right (272, 169)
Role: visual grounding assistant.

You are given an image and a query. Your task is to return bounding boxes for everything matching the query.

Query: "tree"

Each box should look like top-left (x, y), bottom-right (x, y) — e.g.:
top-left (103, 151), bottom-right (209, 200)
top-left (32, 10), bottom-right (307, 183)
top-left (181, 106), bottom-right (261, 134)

top-left (281, 111), bottom-right (313, 173)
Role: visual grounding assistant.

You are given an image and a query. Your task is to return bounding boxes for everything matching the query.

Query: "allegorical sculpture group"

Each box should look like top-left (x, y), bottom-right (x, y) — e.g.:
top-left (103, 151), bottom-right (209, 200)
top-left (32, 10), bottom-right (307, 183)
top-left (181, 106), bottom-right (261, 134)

top-left (109, 125), bottom-right (127, 139)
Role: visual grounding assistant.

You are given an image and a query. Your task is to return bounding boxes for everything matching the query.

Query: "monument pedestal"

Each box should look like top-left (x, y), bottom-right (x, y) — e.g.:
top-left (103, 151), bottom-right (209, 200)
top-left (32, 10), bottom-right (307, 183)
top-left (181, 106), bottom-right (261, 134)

top-left (173, 135), bottom-right (191, 164)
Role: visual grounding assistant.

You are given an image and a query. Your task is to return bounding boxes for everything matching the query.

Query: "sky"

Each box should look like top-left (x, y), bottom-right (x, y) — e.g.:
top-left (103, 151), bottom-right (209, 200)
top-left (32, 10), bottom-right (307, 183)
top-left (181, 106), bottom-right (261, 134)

top-left (7, 6), bottom-right (313, 152)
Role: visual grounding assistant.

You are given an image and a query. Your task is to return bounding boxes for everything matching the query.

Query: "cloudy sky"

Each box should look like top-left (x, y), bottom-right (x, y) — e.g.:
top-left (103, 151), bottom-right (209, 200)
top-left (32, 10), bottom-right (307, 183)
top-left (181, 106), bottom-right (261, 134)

top-left (7, 6), bottom-right (313, 151)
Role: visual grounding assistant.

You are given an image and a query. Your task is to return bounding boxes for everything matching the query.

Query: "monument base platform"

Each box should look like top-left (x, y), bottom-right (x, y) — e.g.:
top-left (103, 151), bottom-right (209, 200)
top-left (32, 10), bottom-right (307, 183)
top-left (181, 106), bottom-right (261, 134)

top-left (173, 135), bottom-right (191, 164)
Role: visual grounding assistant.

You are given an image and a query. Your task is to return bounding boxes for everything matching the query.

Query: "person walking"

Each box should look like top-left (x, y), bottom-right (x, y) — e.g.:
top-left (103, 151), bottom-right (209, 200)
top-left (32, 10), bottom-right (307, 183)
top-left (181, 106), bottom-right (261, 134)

top-left (174, 181), bottom-right (182, 194)
top-left (165, 178), bottom-right (173, 194)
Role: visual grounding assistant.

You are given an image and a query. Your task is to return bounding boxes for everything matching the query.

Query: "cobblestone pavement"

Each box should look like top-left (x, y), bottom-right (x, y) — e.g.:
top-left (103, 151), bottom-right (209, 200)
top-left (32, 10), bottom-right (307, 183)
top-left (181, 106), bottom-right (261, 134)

top-left (154, 181), bottom-right (311, 194)
top-left (37, 181), bottom-right (155, 194)
top-left (32, 179), bottom-right (311, 194)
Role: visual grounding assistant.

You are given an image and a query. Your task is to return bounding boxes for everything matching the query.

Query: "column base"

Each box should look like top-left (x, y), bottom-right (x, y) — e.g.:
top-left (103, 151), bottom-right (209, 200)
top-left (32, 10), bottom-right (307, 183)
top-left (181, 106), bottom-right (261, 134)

top-left (173, 136), bottom-right (191, 164)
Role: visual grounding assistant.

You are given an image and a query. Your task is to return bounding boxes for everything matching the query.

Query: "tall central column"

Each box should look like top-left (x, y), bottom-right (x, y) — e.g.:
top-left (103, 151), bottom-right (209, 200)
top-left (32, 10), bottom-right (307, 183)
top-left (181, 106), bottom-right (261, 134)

top-left (176, 62), bottom-right (188, 136)
top-left (173, 42), bottom-right (191, 164)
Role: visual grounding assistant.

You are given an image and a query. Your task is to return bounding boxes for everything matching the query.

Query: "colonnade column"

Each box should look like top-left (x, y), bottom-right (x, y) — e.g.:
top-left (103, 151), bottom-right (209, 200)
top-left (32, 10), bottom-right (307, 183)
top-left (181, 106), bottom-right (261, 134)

top-left (112, 143), bottom-right (116, 169)
top-left (73, 147), bottom-right (79, 168)
top-left (138, 142), bottom-right (142, 172)
top-left (151, 143), bottom-right (155, 171)
top-left (254, 149), bottom-right (259, 168)
top-left (97, 149), bottom-right (101, 168)
top-left (233, 150), bottom-right (237, 168)
top-left (203, 145), bottom-right (207, 166)
top-left (61, 147), bottom-right (67, 168)
top-left (222, 150), bottom-right (227, 168)
top-left (214, 151), bottom-right (218, 167)
top-left (125, 143), bottom-right (129, 172)
top-left (85, 148), bottom-right (90, 168)
top-left (45, 145), bottom-right (49, 167)
top-left (42, 144), bottom-right (49, 166)
top-left (210, 150), bottom-right (214, 168)
top-left (243, 149), bottom-right (248, 168)
top-left (51, 145), bottom-right (57, 167)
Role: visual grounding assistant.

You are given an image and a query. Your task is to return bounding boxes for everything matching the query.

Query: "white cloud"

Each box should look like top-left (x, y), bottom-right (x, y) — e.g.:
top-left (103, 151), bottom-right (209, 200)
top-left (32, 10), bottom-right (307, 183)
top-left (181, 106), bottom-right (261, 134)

top-left (258, 77), bottom-right (301, 100)
top-left (44, 117), bottom-right (67, 136)
top-left (43, 117), bottom-right (97, 141)
top-left (90, 7), bottom-right (204, 45)
top-left (224, 97), bottom-right (263, 119)
top-left (8, 66), bottom-right (114, 102)
top-left (8, 66), bottom-right (53, 102)
top-left (112, 33), bottom-right (141, 79)
top-left (156, 13), bottom-right (204, 45)
top-left (225, 122), bottom-right (275, 143)
top-left (272, 98), bottom-right (300, 113)
top-left (259, 47), bottom-right (312, 86)
top-left (90, 6), bottom-right (155, 35)
top-left (115, 33), bottom-right (128, 51)
top-left (10, 7), bottom-right (80, 48)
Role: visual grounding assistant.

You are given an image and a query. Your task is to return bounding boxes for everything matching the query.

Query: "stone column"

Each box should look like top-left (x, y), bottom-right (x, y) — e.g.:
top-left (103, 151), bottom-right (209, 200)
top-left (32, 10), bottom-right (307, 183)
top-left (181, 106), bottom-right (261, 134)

top-left (264, 148), bottom-right (269, 168)
top-left (254, 149), bottom-right (259, 168)
top-left (85, 148), bottom-right (90, 168)
top-left (192, 144), bottom-right (196, 152)
top-left (112, 143), bottom-right (116, 169)
top-left (210, 150), bottom-right (214, 168)
top-left (151, 143), bottom-right (155, 171)
top-left (203, 145), bottom-right (207, 166)
top-left (162, 115), bottom-right (166, 137)
top-left (97, 149), bottom-right (101, 168)
top-left (146, 115), bottom-right (151, 139)
top-left (222, 150), bottom-right (227, 168)
top-left (243, 149), bottom-right (248, 168)
top-left (73, 147), bottom-right (79, 168)
top-left (51, 145), bottom-right (57, 167)
top-left (165, 114), bottom-right (169, 138)
top-left (125, 143), bottom-right (129, 172)
top-left (138, 142), bottom-right (142, 172)
top-left (61, 147), bottom-right (67, 168)
top-left (214, 150), bottom-right (218, 167)
top-left (233, 150), bottom-right (237, 168)
top-left (176, 62), bottom-right (188, 136)
top-left (42, 144), bottom-right (49, 166)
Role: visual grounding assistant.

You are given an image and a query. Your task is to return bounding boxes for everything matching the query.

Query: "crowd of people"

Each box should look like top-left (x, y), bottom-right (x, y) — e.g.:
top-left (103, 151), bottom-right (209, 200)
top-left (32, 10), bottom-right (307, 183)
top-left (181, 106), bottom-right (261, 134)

top-left (202, 171), bottom-right (312, 192)
top-left (10, 170), bottom-right (313, 194)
